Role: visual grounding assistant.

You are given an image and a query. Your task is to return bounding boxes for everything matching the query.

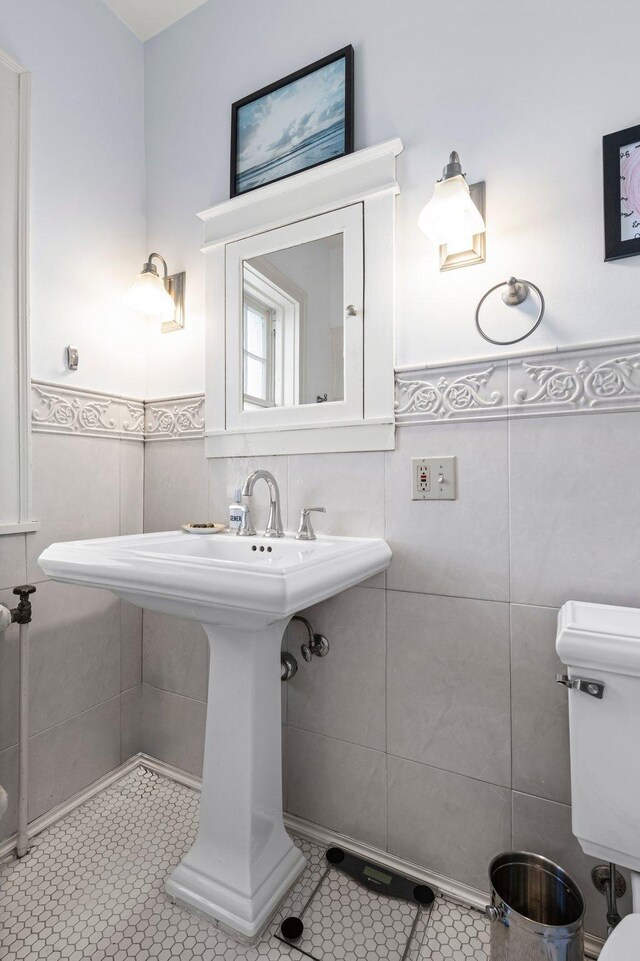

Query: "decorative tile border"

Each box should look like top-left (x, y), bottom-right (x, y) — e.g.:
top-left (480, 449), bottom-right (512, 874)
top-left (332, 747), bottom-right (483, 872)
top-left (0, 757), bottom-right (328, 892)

top-left (31, 382), bottom-right (144, 441)
top-left (33, 339), bottom-right (640, 442)
top-left (509, 344), bottom-right (640, 417)
top-left (396, 339), bottom-right (640, 425)
top-left (395, 363), bottom-right (507, 425)
top-left (31, 383), bottom-right (205, 442)
top-left (144, 395), bottom-right (205, 441)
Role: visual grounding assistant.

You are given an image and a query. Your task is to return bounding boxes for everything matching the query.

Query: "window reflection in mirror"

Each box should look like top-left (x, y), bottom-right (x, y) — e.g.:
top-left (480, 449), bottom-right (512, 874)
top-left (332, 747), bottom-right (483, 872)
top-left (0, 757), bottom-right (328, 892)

top-left (242, 234), bottom-right (344, 410)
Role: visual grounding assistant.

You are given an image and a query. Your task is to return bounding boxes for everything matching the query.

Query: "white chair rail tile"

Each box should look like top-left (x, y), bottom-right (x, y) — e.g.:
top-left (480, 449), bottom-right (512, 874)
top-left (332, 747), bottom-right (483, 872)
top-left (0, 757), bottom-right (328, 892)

top-left (32, 337), bottom-right (640, 442)
top-left (395, 337), bottom-right (640, 424)
top-left (31, 382), bottom-right (204, 442)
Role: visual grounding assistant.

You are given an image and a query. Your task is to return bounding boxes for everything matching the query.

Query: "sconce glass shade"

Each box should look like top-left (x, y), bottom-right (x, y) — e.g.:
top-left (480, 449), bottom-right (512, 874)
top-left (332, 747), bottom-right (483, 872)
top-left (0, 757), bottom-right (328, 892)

top-left (418, 174), bottom-right (486, 247)
top-left (124, 264), bottom-right (176, 321)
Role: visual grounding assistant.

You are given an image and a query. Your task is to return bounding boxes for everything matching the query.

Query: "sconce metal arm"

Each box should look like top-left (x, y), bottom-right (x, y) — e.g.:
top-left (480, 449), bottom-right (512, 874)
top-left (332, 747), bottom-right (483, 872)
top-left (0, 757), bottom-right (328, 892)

top-left (144, 252), bottom-right (169, 283)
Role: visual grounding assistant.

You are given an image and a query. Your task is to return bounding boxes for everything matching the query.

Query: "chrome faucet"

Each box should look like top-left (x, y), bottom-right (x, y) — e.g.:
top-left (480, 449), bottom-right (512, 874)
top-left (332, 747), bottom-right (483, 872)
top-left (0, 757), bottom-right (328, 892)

top-left (240, 470), bottom-right (284, 538)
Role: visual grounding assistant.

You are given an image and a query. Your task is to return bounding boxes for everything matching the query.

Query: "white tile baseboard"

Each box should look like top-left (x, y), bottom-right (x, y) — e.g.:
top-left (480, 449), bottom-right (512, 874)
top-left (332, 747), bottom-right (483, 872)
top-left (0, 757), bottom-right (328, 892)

top-left (0, 752), bottom-right (604, 958)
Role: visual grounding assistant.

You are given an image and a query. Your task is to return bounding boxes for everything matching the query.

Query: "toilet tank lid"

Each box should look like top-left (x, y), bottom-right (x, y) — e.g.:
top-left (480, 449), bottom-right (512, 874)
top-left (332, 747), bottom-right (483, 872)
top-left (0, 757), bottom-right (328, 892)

top-left (557, 601), bottom-right (640, 676)
top-left (599, 914), bottom-right (640, 961)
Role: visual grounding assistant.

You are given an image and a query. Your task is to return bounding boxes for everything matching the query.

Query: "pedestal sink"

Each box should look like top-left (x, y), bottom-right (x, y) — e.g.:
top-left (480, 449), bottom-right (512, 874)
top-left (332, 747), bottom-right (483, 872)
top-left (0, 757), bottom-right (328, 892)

top-left (39, 529), bottom-right (391, 940)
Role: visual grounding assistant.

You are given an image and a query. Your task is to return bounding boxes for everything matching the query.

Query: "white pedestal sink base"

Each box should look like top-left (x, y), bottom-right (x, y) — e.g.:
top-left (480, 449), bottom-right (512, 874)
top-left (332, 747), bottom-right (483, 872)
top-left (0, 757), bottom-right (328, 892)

top-left (38, 530), bottom-right (392, 940)
top-left (165, 619), bottom-right (305, 941)
top-left (167, 841), bottom-right (305, 942)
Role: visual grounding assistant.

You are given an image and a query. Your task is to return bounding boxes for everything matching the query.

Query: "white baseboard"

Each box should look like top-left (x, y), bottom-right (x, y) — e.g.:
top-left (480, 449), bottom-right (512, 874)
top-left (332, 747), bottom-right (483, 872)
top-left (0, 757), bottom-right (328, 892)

top-left (0, 754), bottom-right (142, 861)
top-left (282, 813), bottom-right (603, 959)
top-left (0, 753), bottom-right (604, 958)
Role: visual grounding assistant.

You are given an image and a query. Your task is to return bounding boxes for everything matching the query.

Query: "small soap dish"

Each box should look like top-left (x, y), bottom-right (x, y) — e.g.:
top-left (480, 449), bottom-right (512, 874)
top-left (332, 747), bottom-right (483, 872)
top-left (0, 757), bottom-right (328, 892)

top-left (181, 523), bottom-right (227, 535)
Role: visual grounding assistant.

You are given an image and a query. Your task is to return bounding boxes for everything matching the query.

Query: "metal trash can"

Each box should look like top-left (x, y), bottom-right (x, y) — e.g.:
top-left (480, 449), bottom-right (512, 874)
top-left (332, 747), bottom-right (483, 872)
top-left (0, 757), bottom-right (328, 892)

top-left (486, 852), bottom-right (585, 961)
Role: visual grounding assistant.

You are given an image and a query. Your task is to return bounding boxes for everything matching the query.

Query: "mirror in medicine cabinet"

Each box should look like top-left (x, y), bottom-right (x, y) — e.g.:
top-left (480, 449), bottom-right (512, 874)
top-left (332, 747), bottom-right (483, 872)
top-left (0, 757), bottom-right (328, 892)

top-left (226, 203), bottom-right (364, 434)
top-left (242, 233), bottom-right (344, 410)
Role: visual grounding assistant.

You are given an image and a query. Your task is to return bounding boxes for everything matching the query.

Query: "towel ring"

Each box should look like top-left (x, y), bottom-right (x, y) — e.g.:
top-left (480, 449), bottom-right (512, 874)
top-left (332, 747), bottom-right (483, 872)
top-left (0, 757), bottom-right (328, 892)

top-left (475, 276), bottom-right (545, 346)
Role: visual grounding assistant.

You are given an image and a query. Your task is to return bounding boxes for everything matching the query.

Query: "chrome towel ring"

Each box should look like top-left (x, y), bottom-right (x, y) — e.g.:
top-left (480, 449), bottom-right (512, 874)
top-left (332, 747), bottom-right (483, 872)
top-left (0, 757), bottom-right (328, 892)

top-left (475, 276), bottom-right (545, 346)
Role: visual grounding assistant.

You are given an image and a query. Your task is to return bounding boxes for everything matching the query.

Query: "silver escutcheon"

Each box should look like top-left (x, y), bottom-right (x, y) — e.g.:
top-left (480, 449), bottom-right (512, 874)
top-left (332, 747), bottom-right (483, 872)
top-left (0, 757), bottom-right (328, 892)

top-left (485, 904), bottom-right (505, 923)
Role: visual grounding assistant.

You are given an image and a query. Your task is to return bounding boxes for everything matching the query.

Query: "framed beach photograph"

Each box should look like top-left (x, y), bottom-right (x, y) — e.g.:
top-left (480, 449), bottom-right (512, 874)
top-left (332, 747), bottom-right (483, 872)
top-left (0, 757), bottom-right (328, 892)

top-left (603, 122), bottom-right (640, 261)
top-left (230, 46), bottom-right (354, 198)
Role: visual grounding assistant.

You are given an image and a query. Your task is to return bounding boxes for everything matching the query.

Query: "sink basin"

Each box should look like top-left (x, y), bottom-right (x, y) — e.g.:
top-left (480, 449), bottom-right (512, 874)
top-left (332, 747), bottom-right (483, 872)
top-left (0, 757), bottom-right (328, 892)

top-left (39, 529), bottom-right (391, 940)
top-left (39, 529), bottom-right (389, 627)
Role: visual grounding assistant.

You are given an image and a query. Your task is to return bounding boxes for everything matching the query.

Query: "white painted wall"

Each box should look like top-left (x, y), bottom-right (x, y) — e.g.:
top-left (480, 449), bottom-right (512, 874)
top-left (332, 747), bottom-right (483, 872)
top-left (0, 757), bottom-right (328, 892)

top-left (4, 0), bottom-right (637, 400)
top-left (143, 0), bottom-right (640, 396)
top-left (0, 0), bottom-right (147, 397)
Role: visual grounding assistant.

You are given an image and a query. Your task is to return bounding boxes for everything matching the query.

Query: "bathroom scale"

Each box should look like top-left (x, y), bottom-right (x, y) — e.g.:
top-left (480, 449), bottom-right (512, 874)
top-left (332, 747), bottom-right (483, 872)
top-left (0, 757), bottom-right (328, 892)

top-left (277, 846), bottom-right (436, 961)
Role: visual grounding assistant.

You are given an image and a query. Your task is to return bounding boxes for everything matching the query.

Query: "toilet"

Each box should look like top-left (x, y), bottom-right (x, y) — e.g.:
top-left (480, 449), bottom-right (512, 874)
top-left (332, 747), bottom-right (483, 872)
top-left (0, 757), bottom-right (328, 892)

top-left (596, 916), bottom-right (640, 958)
top-left (557, 601), bottom-right (640, 959)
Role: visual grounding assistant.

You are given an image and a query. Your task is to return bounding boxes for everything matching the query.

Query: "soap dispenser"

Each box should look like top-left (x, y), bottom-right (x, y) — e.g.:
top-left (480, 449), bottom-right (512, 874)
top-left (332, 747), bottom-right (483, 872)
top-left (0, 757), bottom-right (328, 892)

top-left (229, 488), bottom-right (244, 531)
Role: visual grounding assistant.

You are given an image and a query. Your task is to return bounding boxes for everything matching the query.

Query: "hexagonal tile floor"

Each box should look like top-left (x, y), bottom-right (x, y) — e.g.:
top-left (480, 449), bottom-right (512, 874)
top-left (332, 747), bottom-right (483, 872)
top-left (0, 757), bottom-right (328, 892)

top-left (418, 899), bottom-right (490, 960)
top-left (276, 865), bottom-right (431, 961)
top-left (0, 766), bottom-right (489, 960)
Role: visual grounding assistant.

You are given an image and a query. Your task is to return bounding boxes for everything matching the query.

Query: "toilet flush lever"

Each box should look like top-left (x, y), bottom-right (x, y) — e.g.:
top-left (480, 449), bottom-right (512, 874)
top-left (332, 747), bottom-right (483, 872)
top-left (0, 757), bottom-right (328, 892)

top-left (556, 675), bottom-right (605, 699)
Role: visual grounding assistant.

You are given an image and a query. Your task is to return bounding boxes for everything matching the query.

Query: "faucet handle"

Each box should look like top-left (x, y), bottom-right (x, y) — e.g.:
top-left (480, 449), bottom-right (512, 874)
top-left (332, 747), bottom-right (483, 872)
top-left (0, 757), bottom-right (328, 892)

top-left (236, 503), bottom-right (257, 537)
top-left (296, 507), bottom-right (326, 541)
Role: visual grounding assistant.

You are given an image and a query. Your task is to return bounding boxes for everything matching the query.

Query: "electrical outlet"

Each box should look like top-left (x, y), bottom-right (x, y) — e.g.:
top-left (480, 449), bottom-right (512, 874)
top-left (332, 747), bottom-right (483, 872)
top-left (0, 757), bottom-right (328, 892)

top-left (415, 460), bottom-right (431, 493)
top-left (411, 456), bottom-right (456, 500)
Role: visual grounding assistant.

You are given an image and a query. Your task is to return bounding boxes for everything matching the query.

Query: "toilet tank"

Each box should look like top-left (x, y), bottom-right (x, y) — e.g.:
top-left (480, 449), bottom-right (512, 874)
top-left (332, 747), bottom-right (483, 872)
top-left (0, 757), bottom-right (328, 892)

top-left (556, 600), bottom-right (640, 873)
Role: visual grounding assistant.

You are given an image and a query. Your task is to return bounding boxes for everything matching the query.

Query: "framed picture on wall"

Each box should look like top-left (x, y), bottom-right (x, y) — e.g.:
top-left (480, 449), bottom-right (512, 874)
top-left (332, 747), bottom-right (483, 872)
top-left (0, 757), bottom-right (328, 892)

top-left (230, 46), bottom-right (354, 198)
top-left (603, 122), bottom-right (640, 261)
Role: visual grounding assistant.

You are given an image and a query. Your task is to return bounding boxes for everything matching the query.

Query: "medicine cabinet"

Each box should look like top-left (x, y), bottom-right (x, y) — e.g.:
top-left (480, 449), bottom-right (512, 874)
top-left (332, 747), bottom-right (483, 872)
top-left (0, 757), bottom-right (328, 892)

top-left (200, 138), bottom-right (403, 456)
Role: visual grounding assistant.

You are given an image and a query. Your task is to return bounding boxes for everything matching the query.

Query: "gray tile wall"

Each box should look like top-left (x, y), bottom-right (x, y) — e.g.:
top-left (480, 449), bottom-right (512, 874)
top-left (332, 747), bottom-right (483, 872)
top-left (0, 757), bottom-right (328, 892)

top-left (0, 434), bottom-right (144, 842)
top-left (141, 414), bottom-right (640, 940)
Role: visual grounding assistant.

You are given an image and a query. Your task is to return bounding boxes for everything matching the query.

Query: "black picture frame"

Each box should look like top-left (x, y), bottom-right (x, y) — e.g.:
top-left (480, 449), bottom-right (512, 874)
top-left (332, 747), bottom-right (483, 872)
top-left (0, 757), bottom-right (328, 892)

top-left (603, 122), bottom-right (640, 261)
top-left (230, 46), bottom-right (354, 199)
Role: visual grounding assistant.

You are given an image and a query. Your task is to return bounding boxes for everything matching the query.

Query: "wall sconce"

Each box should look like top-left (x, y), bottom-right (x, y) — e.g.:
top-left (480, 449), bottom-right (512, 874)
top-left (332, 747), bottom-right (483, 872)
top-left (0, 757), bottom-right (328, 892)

top-left (418, 151), bottom-right (486, 271)
top-left (124, 252), bottom-right (185, 332)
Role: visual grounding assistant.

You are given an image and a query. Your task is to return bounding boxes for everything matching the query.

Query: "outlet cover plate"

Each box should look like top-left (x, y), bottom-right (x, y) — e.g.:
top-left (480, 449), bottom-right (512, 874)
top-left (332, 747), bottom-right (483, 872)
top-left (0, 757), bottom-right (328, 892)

top-left (411, 456), bottom-right (457, 500)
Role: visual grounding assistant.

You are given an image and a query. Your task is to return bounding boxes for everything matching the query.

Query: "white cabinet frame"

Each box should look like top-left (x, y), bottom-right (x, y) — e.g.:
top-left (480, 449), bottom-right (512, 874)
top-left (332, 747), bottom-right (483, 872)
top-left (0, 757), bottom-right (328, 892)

top-left (0, 50), bottom-right (36, 535)
top-left (199, 138), bottom-right (403, 457)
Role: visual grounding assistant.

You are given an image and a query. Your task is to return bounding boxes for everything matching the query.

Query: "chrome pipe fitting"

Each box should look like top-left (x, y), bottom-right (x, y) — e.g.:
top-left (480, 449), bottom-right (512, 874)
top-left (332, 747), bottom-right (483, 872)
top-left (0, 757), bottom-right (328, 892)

top-left (281, 652), bottom-right (298, 681)
top-left (291, 614), bottom-right (330, 662)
